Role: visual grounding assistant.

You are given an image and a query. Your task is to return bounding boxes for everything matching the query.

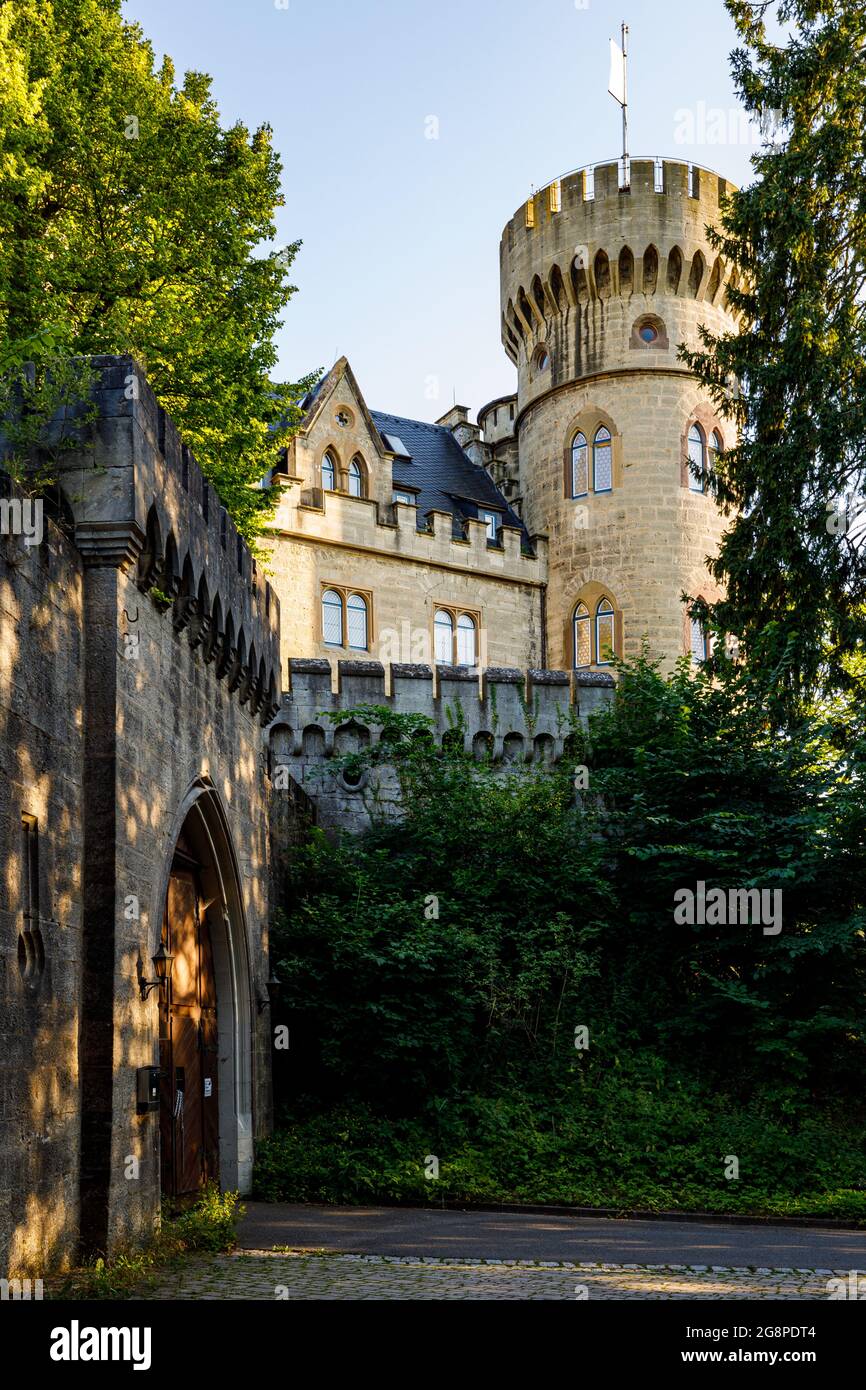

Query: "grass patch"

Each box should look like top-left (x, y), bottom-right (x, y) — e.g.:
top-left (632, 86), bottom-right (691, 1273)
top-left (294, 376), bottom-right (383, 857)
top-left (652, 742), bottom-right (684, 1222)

top-left (54, 1185), bottom-right (243, 1300)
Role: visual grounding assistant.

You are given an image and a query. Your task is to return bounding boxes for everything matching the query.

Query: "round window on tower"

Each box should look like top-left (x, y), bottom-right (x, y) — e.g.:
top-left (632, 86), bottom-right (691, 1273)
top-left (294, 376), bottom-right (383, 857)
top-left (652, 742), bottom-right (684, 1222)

top-left (631, 315), bottom-right (668, 351)
top-left (533, 345), bottom-right (551, 374)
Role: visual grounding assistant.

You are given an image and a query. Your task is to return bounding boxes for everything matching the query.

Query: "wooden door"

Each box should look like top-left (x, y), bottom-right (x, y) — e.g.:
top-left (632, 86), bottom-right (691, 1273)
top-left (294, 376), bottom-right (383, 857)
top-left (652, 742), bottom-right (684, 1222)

top-left (159, 863), bottom-right (220, 1196)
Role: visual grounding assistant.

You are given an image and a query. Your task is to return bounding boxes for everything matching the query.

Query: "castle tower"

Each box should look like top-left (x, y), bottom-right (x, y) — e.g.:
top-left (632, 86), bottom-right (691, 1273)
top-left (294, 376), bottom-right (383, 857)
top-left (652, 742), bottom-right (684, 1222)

top-left (497, 158), bottom-right (739, 672)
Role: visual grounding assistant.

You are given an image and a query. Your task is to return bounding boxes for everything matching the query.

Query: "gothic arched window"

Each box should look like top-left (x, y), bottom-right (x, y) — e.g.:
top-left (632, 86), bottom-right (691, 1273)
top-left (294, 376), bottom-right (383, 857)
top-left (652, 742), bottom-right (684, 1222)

top-left (690, 616), bottom-right (707, 664)
top-left (688, 424), bottom-right (705, 492)
top-left (596, 598), bottom-right (616, 664)
top-left (348, 457), bottom-right (364, 498)
top-left (573, 602), bottom-right (591, 669)
top-left (571, 432), bottom-right (588, 498)
top-left (322, 452), bottom-right (337, 491)
top-left (593, 427), bottom-right (613, 493)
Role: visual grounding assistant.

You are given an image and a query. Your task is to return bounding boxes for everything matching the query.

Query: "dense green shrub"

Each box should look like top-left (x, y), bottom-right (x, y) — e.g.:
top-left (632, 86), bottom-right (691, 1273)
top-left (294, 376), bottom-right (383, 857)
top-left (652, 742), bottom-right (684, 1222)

top-left (263, 655), bottom-right (866, 1214)
top-left (254, 1086), bottom-right (866, 1222)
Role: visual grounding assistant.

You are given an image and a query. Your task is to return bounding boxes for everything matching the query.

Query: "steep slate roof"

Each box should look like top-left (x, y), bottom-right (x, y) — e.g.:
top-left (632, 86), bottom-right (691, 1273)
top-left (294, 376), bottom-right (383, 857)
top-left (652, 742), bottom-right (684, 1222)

top-left (370, 409), bottom-right (528, 546)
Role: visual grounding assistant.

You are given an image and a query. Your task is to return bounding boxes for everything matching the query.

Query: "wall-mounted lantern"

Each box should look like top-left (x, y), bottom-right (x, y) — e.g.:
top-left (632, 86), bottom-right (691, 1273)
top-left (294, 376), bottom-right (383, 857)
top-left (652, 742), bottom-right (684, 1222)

top-left (258, 966), bottom-right (281, 1013)
top-left (137, 942), bottom-right (174, 1002)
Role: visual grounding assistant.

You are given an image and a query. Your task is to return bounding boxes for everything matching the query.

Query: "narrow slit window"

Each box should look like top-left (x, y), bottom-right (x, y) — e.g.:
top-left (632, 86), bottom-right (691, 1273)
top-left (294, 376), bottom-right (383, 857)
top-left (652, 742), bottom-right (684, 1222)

top-left (22, 815), bottom-right (38, 927)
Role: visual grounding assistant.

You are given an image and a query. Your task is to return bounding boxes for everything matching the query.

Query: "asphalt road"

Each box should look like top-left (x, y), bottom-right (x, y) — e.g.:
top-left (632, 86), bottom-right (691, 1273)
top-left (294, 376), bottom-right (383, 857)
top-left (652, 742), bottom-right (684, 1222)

top-left (239, 1203), bottom-right (866, 1269)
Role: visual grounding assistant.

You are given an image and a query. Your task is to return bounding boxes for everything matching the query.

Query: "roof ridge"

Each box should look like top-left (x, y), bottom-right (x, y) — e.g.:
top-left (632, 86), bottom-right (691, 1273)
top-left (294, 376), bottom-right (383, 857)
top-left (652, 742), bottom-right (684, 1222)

top-left (372, 409), bottom-right (448, 434)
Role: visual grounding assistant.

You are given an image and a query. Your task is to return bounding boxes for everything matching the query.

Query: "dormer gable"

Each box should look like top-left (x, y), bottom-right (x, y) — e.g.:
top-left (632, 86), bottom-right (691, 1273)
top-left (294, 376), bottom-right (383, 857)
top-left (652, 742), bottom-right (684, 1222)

top-left (293, 357), bottom-right (392, 508)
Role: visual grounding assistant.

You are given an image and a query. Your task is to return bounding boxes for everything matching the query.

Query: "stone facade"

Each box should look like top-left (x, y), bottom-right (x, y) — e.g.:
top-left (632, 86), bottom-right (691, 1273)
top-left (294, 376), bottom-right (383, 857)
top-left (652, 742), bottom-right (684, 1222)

top-left (265, 359), bottom-right (546, 674)
top-left (1, 358), bottom-right (281, 1275)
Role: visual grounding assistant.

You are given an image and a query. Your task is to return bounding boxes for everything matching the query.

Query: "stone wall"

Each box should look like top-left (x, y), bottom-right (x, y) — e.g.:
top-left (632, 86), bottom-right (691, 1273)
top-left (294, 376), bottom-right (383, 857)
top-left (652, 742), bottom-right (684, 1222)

top-left (64, 358), bottom-right (281, 1258)
top-left (269, 657), bottom-right (614, 835)
top-left (518, 373), bottom-right (728, 669)
top-left (1, 356), bottom-right (283, 1274)
top-left (266, 516), bottom-right (546, 675)
top-left (0, 479), bottom-right (86, 1276)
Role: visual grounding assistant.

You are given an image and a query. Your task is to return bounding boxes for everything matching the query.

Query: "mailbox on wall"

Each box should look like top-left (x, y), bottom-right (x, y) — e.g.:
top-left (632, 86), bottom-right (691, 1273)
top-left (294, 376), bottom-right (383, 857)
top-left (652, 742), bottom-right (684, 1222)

top-left (136, 1066), bottom-right (160, 1113)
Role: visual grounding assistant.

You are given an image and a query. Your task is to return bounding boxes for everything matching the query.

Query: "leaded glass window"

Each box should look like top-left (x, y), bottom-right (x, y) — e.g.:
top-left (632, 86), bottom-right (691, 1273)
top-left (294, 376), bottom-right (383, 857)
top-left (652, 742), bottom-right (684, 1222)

top-left (593, 427), bottom-right (612, 493)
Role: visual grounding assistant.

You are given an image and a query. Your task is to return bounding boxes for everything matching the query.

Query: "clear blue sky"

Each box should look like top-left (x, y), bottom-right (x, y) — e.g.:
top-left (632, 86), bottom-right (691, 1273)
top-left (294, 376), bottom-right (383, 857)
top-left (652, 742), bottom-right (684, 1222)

top-left (124, 0), bottom-right (760, 422)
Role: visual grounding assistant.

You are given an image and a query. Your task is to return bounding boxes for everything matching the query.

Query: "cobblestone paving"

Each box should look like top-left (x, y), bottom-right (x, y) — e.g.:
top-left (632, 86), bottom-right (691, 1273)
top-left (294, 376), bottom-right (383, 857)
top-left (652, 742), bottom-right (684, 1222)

top-left (134, 1251), bottom-right (840, 1300)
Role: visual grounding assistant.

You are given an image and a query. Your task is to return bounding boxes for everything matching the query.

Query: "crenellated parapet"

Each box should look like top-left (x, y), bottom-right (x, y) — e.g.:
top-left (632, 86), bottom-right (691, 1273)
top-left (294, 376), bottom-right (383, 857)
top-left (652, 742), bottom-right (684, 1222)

top-left (269, 658), bottom-right (614, 831)
top-left (47, 355), bottom-right (281, 723)
top-left (500, 158), bottom-right (740, 400)
top-left (268, 657), bottom-right (614, 831)
top-left (272, 471), bottom-right (543, 576)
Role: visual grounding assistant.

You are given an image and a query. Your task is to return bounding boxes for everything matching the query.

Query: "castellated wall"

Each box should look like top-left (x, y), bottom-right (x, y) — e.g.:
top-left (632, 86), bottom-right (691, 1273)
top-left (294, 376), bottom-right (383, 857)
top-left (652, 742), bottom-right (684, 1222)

top-left (1, 356), bottom-right (281, 1274)
top-left (269, 657), bottom-right (614, 835)
top-left (0, 477), bottom-right (86, 1276)
top-left (500, 158), bottom-right (739, 670)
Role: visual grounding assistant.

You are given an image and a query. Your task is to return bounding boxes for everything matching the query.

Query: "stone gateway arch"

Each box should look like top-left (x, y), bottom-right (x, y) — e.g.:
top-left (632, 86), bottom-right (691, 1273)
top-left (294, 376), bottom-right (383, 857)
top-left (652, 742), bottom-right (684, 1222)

top-left (0, 360), bottom-right (280, 1272)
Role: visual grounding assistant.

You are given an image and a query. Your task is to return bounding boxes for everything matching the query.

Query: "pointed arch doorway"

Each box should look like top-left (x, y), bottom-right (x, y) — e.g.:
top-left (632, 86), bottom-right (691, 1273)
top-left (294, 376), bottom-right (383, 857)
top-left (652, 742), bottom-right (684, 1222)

top-left (160, 842), bottom-right (220, 1195)
top-left (155, 779), bottom-right (255, 1198)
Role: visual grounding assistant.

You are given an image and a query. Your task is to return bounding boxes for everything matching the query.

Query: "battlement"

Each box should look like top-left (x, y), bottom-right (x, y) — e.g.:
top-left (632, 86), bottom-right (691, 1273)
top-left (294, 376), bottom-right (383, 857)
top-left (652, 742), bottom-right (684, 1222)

top-left (499, 157), bottom-right (740, 373)
top-left (273, 656), bottom-right (613, 761)
top-left (46, 356), bottom-right (281, 723)
top-left (508, 157), bottom-right (736, 232)
top-left (271, 473), bottom-right (544, 579)
top-left (478, 393), bottom-right (518, 445)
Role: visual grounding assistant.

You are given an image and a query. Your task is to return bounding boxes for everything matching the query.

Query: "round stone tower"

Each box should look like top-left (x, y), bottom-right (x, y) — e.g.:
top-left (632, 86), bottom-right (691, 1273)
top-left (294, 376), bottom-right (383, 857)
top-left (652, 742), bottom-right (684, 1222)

top-left (498, 157), bottom-right (739, 672)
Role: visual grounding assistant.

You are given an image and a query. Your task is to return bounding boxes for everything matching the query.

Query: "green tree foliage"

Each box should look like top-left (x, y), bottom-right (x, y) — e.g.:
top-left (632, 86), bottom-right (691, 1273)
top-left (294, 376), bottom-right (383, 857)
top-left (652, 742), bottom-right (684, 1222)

top-left (682, 0), bottom-right (866, 715)
top-left (0, 0), bottom-right (313, 540)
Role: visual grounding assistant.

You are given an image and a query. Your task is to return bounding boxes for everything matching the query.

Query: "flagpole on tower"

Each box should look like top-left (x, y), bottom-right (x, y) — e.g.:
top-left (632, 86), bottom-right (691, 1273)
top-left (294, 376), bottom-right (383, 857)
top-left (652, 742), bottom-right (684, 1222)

top-left (621, 22), bottom-right (629, 174)
top-left (608, 21), bottom-right (630, 189)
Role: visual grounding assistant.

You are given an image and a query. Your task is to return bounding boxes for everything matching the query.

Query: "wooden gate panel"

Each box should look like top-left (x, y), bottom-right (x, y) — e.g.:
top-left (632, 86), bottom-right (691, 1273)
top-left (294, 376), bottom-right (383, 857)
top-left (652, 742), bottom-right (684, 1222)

top-left (160, 863), bottom-right (220, 1197)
